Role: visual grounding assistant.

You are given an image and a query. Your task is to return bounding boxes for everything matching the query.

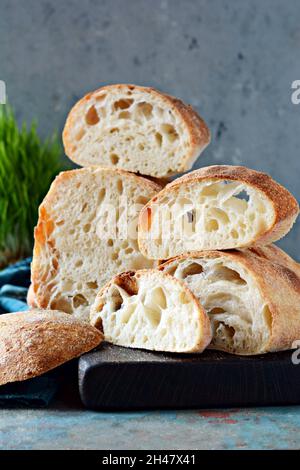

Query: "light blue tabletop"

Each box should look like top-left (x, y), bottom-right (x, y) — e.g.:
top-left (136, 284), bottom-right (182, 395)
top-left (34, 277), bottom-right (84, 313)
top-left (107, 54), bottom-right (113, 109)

top-left (0, 404), bottom-right (299, 450)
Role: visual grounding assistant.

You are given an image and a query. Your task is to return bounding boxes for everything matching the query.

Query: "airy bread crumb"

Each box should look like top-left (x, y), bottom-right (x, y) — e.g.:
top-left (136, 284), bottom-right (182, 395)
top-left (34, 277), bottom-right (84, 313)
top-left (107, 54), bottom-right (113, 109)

top-left (139, 165), bottom-right (299, 259)
top-left (31, 167), bottom-right (162, 321)
top-left (63, 84), bottom-right (210, 177)
top-left (160, 245), bottom-right (300, 355)
top-left (90, 269), bottom-right (212, 353)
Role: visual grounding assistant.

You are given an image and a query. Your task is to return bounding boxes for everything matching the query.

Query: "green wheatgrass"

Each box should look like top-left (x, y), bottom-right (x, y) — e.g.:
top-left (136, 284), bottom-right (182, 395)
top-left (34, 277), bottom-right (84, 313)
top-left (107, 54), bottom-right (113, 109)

top-left (0, 106), bottom-right (66, 267)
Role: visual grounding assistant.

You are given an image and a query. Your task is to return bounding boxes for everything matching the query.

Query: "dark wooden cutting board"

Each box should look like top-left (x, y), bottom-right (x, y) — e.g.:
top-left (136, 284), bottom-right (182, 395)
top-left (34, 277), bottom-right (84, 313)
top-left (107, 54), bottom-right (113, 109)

top-left (78, 343), bottom-right (300, 410)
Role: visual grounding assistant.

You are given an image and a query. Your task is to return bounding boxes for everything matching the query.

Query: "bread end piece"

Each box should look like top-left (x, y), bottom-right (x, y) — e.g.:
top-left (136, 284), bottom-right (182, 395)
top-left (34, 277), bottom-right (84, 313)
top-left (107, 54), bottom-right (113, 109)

top-left (91, 269), bottom-right (212, 353)
top-left (63, 84), bottom-right (210, 177)
top-left (160, 246), bottom-right (300, 355)
top-left (171, 165), bottom-right (299, 247)
top-left (0, 309), bottom-right (103, 386)
top-left (138, 165), bottom-right (299, 259)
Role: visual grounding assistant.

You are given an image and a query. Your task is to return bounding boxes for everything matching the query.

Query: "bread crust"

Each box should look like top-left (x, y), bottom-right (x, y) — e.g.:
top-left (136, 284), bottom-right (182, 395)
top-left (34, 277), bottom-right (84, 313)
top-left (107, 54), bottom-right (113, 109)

top-left (31, 167), bottom-right (162, 317)
top-left (138, 165), bottom-right (299, 255)
top-left (159, 245), bottom-right (300, 354)
top-left (63, 84), bottom-right (210, 176)
top-left (91, 269), bottom-right (212, 353)
top-left (0, 310), bottom-right (102, 385)
top-left (26, 284), bottom-right (37, 308)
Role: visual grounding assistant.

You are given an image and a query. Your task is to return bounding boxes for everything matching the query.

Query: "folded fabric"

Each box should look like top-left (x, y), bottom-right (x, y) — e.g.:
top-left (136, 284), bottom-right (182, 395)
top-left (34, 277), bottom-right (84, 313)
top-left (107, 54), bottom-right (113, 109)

top-left (0, 376), bottom-right (58, 407)
top-left (0, 257), bottom-right (31, 313)
top-left (0, 257), bottom-right (59, 406)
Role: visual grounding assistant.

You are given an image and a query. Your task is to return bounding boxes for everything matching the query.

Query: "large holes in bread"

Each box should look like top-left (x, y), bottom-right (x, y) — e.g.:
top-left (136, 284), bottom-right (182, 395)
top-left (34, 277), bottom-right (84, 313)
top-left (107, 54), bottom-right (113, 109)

top-left (31, 168), bottom-right (159, 321)
top-left (161, 256), bottom-right (271, 354)
top-left (64, 85), bottom-right (208, 177)
top-left (140, 179), bottom-right (275, 257)
top-left (91, 270), bottom-right (210, 353)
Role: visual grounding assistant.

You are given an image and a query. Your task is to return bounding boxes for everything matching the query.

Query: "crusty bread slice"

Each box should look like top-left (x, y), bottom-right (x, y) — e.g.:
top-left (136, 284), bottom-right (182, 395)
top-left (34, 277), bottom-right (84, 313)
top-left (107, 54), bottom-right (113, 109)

top-left (160, 245), bottom-right (300, 355)
top-left (139, 165), bottom-right (299, 259)
top-left (31, 167), bottom-right (161, 321)
top-left (0, 310), bottom-right (102, 385)
top-left (63, 84), bottom-right (210, 177)
top-left (90, 269), bottom-right (212, 353)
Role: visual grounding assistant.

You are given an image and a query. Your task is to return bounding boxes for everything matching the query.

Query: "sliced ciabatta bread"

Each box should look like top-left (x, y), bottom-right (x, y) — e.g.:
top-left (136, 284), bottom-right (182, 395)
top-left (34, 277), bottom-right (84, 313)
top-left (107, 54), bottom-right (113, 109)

top-left (63, 84), bottom-right (210, 177)
top-left (31, 167), bottom-right (161, 321)
top-left (138, 165), bottom-right (299, 259)
top-left (90, 269), bottom-right (212, 353)
top-left (160, 245), bottom-right (300, 355)
top-left (0, 310), bottom-right (102, 385)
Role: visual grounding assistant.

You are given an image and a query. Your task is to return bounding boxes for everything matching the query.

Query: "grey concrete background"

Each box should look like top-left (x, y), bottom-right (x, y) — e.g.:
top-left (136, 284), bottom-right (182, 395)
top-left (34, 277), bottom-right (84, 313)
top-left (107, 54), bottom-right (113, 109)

top-left (1, 0), bottom-right (300, 258)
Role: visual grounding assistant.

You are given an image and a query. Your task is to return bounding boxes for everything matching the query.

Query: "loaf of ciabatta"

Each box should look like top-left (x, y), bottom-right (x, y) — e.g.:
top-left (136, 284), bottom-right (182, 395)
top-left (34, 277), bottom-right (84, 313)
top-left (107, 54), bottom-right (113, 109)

top-left (90, 270), bottom-right (212, 353)
top-left (138, 165), bottom-right (299, 259)
top-left (0, 310), bottom-right (102, 385)
top-left (160, 245), bottom-right (300, 355)
top-left (63, 84), bottom-right (210, 178)
top-left (30, 167), bottom-right (161, 321)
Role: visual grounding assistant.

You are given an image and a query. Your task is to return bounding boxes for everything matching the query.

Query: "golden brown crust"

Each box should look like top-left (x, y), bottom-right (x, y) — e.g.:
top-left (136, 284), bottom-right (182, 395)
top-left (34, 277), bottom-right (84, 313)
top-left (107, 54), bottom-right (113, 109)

top-left (143, 176), bottom-right (171, 187)
top-left (0, 310), bottom-right (103, 386)
top-left (63, 84), bottom-right (211, 174)
top-left (49, 166), bottom-right (163, 196)
top-left (91, 268), bottom-right (212, 353)
top-left (113, 270), bottom-right (139, 296)
top-left (246, 244), bottom-right (300, 277)
top-left (139, 165), bottom-right (299, 253)
top-left (159, 245), bottom-right (300, 354)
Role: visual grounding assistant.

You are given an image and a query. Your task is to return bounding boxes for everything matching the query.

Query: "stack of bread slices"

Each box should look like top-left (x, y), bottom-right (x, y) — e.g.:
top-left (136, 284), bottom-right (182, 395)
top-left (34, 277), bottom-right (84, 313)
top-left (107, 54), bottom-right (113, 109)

top-left (29, 83), bottom-right (300, 357)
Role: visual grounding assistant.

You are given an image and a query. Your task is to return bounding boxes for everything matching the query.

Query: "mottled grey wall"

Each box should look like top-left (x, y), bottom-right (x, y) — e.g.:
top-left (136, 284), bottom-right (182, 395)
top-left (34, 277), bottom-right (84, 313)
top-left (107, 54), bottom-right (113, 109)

top-left (1, 0), bottom-right (300, 258)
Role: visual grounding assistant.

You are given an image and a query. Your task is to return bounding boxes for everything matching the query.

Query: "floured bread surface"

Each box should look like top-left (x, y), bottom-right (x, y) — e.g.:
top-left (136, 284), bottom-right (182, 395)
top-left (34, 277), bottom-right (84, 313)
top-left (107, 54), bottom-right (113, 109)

top-left (0, 309), bottom-right (102, 385)
top-left (139, 165), bottom-right (299, 259)
top-left (63, 84), bottom-right (210, 177)
top-left (31, 168), bottom-right (161, 321)
top-left (90, 270), bottom-right (212, 353)
top-left (160, 245), bottom-right (300, 355)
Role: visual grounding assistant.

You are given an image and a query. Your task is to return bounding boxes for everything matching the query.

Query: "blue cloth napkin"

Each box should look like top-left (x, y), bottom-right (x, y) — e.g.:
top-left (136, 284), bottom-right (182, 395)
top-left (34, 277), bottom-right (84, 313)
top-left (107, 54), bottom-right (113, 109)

top-left (0, 258), bottom-right (59, 406)
top-left (0, 257), bottom-right (31, 313)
